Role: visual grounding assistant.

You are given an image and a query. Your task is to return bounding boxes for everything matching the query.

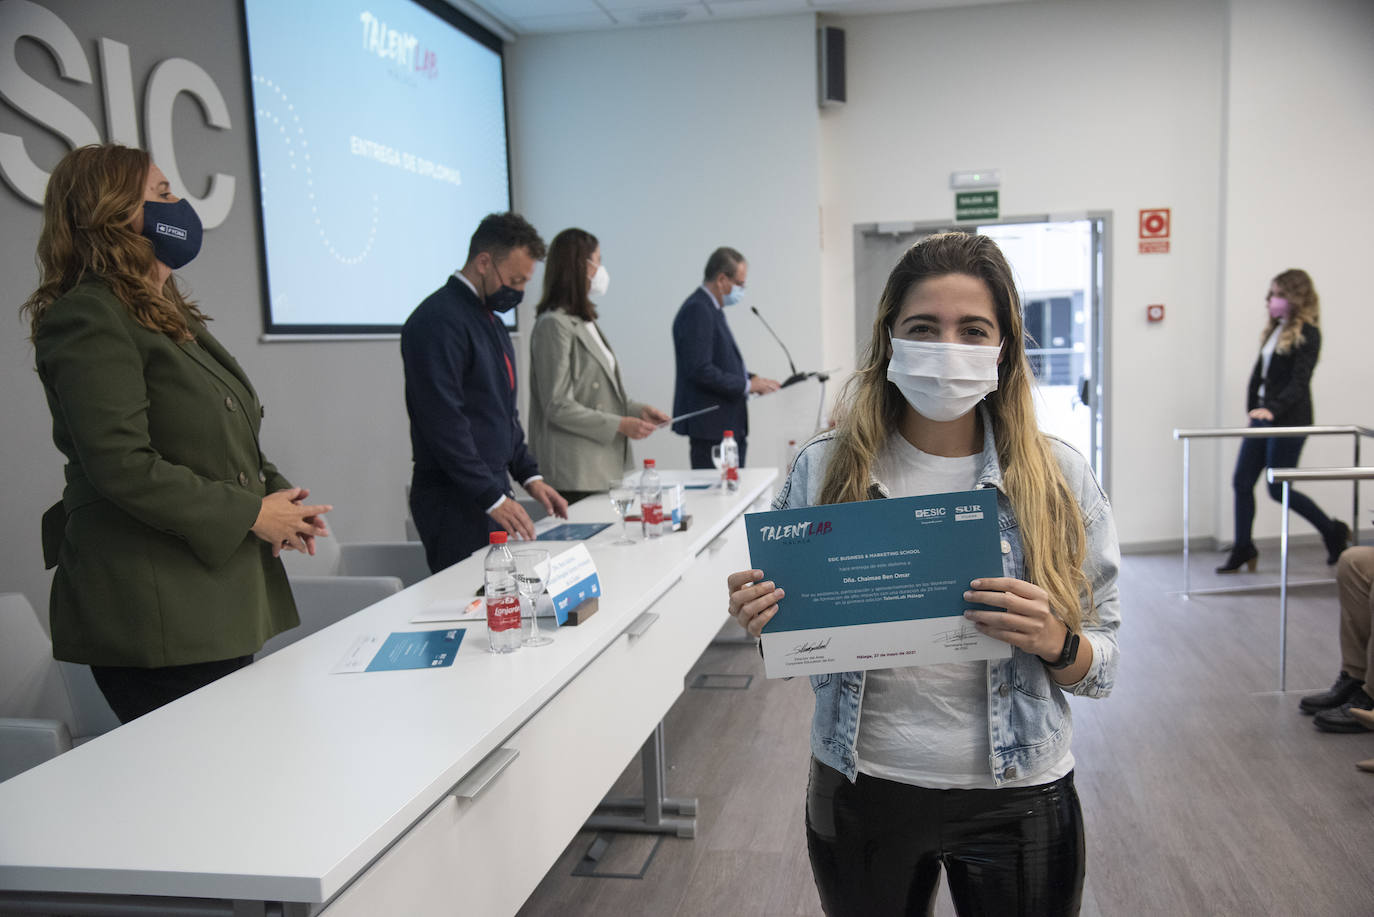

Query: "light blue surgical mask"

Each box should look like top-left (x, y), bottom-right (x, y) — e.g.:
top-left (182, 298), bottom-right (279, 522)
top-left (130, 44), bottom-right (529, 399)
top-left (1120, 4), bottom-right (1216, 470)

top-left (887, 337), bottom-right (1001, 422)
top-left (722, 283), bottom-right (745, 307)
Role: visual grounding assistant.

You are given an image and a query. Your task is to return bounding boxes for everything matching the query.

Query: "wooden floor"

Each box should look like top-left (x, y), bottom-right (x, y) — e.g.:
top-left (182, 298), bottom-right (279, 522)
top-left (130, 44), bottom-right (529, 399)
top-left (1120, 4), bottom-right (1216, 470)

top-left (518, 545), bottom-right (1374, 917)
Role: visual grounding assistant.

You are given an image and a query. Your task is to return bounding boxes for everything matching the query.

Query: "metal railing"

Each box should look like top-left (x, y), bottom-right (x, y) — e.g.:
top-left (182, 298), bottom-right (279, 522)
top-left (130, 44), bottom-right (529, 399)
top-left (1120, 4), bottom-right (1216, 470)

top-left (1269, 466), bottom-right (1374, 691)
top-left (1172, 425), bottom-right (1372, 596)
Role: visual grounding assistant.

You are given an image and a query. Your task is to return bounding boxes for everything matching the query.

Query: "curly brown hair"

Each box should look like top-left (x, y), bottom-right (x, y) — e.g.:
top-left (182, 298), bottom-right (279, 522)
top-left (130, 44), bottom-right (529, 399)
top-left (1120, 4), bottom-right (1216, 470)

top-left (19, 144), bottom-right (208, 343)
top-left (1259, 268), bottom-right (1319, 356)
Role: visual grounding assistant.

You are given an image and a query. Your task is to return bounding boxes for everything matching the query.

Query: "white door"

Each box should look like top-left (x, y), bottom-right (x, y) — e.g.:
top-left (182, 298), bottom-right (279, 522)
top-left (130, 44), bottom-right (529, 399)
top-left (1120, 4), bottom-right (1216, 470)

top-left (852, 216), bottom-right (1110, 488)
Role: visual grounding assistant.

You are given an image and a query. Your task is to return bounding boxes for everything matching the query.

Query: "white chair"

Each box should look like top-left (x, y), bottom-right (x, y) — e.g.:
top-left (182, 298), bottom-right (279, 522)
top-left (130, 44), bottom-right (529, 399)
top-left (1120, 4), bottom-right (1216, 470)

top-left (258, 575), bottom-right (403, 657)
top-left (337, 542), bottom-right (431, 587)
top-left (280, 522), bottom-right (431, 587)
top-left (57, 660), bottom-right (120, 739)
top-left (0, 593), bottom-right (117, 782)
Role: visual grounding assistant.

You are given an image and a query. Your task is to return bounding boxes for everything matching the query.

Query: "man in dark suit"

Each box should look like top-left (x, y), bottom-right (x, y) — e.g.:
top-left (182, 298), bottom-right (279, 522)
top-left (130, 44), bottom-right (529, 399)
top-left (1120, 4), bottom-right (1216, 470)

top-left (671, 247), bottom-right (780, 469)
top-left (402, 212), bottom-right (568, 572)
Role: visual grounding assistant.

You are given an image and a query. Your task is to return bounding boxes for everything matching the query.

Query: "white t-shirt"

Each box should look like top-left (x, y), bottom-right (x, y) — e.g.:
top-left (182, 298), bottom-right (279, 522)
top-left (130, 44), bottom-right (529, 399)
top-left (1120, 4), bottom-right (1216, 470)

top-left (585, 322), bottom-right (616, 373)
top-left (854, 431), bottom-right (1074, 789)
top-left (1257, 325), bottom-right (1282, 399)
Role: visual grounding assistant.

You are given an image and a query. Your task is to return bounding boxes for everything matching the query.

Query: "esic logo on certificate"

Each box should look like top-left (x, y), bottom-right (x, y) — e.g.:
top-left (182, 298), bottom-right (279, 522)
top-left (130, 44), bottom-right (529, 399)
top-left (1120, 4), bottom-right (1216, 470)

top-left (745, 491), bottom-right (1009, 678)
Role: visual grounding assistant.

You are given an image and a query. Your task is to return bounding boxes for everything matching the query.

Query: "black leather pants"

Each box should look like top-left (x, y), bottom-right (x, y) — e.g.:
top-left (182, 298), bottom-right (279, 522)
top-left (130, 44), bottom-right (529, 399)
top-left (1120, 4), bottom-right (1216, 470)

top-left (805, 758), bottom-right (1085, 917)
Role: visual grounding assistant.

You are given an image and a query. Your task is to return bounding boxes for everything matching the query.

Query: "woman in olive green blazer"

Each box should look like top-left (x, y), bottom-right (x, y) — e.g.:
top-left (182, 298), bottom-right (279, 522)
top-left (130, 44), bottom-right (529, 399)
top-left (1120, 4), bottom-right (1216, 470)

top-left (528, 229), bottom-right (669, 503)
top-left (23, 145), bottom-right (330, 723)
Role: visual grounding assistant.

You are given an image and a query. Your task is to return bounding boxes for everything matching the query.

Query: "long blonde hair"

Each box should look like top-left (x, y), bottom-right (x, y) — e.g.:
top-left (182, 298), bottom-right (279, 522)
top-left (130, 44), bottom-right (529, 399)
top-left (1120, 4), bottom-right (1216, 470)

top-left (820, 232), bottom-right (1093, 631)
top-left (20, 144), bottom-right (208, 342)
top-left (1259, 268), bottom-right (1319, 356)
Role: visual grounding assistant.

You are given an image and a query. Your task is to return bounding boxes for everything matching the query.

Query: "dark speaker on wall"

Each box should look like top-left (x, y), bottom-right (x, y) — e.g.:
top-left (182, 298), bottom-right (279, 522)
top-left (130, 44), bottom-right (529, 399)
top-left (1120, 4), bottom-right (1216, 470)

top-left (818, 26), bottom-right (846, 107)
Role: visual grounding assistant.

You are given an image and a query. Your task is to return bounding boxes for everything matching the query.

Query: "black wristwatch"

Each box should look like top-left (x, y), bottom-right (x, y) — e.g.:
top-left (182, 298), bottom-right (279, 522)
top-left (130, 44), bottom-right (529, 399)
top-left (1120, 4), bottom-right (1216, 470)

top-left (1046, 629), bottom-right (1080, 670)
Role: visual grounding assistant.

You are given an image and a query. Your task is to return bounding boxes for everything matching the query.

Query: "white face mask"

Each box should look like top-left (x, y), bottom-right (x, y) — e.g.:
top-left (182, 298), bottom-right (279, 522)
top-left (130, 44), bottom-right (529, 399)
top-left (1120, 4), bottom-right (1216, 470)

top-left (589, 263), bottom-right (610, 297)
top-left (886, 337), bottom-right (1001, 422)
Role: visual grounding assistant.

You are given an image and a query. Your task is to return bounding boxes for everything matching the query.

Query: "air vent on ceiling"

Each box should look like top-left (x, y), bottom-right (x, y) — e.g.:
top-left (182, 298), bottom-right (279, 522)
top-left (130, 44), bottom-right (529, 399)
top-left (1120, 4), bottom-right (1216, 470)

top-left (636, 8), bottom-right (690, 24)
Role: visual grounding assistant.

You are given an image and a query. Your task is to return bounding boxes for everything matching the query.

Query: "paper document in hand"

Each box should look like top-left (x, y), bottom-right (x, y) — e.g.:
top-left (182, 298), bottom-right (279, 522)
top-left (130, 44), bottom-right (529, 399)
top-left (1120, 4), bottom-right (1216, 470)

top-left (659, 404), bottom-right (719, 427)
top-left (746, 490), bottom-right (1010, 678)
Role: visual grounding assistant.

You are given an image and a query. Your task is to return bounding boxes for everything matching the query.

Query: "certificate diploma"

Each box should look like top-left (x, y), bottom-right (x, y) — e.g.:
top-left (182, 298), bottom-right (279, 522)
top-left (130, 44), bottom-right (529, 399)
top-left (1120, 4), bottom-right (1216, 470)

top-left (746, 490), bottom-right (1011, 678)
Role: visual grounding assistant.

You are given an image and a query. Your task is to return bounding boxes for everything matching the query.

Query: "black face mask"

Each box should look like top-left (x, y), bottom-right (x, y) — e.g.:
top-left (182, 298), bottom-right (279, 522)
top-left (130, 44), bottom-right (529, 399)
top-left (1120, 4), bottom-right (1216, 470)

top-left (484, 261), bottom-right (523, 313)
top-left (140, 198), bottom-right (203, 269)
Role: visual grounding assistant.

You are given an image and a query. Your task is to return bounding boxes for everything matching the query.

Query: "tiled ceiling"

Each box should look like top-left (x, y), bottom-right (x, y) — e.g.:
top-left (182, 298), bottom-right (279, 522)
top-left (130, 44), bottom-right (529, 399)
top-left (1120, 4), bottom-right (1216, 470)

top-left (462, 0), bottom-right (1030, 35)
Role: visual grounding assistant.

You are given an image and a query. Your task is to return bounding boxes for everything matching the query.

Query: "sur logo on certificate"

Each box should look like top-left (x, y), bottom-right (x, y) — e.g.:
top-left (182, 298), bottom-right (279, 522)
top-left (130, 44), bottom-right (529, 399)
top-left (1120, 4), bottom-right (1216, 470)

top-left (746, 490), bottom-right (1010, 678)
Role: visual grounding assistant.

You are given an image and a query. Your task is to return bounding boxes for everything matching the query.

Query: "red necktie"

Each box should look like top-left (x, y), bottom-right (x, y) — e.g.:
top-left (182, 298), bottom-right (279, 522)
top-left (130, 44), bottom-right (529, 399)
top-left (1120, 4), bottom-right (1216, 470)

top-left (487, 312), bottom-right (515, 390)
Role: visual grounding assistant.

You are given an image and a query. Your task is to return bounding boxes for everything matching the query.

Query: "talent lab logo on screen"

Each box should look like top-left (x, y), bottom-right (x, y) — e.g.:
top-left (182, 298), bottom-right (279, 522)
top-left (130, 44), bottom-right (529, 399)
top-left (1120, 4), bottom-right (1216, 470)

top-left (359, 10), bottom-right (438, 80)
top-left (757, 520), bottom-right (833, 544)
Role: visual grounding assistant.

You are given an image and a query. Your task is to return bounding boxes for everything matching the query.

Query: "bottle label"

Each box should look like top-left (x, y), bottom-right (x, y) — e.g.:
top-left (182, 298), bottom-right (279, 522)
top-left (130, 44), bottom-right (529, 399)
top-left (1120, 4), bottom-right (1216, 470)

top-left (487, 594), bottom-right (521, 632)
top-left (643, 501), bottom-right (663, 525)
top-left (725, 466), bottom-right (738, 482)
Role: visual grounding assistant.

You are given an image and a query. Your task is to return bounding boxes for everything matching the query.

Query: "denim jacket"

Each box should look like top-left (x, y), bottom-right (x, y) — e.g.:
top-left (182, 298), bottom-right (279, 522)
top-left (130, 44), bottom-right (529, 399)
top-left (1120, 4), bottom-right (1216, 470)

top-left (771, 407), bottom-right (1121, 785)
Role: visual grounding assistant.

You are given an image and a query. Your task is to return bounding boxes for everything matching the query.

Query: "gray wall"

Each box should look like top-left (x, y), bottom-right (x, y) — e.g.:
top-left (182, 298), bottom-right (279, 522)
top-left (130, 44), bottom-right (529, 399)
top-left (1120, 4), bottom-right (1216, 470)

top-left (504, 13), bottom-right (824, 476)
top-left (2, 0), bottom-right (416, 621)
top-left (818, 0), bottom-right (1230, 544)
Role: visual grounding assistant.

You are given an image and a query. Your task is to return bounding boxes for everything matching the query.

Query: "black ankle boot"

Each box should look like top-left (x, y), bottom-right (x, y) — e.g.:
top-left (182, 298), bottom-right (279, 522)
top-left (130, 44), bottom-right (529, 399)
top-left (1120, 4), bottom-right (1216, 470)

top-left (1324, 520), bottom-right (1351, 565)
top-left (1216, 542), bottom-right (1258, 574)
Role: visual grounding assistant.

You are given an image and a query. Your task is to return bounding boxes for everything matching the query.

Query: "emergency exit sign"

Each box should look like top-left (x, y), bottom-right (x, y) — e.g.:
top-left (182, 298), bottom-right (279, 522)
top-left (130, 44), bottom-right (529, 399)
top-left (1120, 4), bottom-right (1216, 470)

top-left (956, 191), bottom-right (999, 220)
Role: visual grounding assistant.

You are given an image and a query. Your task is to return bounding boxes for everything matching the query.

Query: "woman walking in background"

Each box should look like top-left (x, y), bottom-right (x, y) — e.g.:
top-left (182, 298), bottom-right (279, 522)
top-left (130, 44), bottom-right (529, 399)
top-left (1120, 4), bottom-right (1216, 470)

top-left (1218, 269), bottom-right (1349, 573)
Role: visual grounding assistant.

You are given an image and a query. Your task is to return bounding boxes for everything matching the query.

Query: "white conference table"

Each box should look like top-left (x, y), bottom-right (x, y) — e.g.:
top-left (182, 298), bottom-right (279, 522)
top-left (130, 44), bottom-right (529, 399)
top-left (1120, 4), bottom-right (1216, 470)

top-left (0, 468), bottom-right (776, 916)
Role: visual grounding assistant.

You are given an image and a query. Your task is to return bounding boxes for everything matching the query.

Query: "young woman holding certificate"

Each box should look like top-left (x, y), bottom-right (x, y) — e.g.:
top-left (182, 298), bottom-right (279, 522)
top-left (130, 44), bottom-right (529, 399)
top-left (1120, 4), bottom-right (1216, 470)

top-left (726, 233), bottom-right (1121, 917)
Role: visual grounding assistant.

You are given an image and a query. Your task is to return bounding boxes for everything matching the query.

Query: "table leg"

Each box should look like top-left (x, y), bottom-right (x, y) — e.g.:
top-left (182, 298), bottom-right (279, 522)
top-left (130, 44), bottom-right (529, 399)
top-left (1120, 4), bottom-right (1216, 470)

top-left (1279, 482), bottom-right (1291, 692)
top-left (585, 721), bottom-right (697, 839)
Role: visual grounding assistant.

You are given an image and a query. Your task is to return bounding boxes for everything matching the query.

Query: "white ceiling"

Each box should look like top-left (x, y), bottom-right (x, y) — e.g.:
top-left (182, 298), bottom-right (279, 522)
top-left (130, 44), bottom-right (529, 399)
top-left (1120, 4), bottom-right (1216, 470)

top-left (459, 0), bottom-right (1030, 36)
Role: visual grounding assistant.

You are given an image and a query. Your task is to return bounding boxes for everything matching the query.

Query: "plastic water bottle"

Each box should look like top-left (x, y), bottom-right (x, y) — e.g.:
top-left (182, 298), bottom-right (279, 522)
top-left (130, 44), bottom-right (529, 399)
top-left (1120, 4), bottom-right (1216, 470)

top-left (721, 430), bottom-right (740, 493)
top-left (484, 531), bottom-right (521, 653)
top-left (639, 459), bottom-right (663, 539)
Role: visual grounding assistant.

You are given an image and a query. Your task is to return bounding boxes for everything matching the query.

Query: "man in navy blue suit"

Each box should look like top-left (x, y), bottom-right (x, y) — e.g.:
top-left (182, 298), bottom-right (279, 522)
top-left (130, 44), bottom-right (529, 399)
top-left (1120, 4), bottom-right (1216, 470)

top-left (402, 213), bottom-right (569, 572)
top-left (671, 247), bottom-right (781, 470)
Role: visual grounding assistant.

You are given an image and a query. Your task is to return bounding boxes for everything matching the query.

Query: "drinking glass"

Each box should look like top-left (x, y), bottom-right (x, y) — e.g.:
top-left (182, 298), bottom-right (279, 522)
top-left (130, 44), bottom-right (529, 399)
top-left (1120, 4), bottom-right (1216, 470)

top-left (513, 548), bottom-right (553, 647)
top-left (608, 482), bottom-right (636, 545)
top-left (710, 444), bottom-right (725, 488)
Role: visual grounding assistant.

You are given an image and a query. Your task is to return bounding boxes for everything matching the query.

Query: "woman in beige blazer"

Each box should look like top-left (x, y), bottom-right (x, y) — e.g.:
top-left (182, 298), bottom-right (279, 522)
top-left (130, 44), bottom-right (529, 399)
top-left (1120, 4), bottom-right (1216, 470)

top-left (529, 229), bottom-right (669, 503)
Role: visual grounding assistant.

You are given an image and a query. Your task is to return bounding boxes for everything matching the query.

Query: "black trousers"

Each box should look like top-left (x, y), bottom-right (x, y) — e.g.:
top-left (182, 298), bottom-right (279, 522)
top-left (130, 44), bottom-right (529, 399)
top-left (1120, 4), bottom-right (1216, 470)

top-left (410, 481), bottom-right (496, 573)
top-left (688, 435), bottom-right (748, 471)
top-left (1231, 419), bottom-right (1335, 546)
top-left (805, 758), bottom-right (1085, 917)
top-left (91, 655), bottom-right (253, 724)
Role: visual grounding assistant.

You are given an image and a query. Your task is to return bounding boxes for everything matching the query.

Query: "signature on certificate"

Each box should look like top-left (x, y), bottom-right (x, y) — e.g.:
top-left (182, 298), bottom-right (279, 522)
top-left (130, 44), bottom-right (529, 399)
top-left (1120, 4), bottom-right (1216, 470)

top-left (931, 622), bottom-right (981, 650)
top-left (787, 637), bottom-right (832, 657)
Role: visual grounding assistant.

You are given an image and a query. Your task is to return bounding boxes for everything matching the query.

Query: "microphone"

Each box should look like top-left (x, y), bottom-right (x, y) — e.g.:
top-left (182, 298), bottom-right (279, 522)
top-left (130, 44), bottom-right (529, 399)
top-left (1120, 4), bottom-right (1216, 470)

top-left (750, 306), bottom-right (807, 387)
